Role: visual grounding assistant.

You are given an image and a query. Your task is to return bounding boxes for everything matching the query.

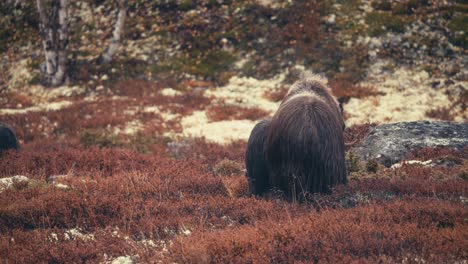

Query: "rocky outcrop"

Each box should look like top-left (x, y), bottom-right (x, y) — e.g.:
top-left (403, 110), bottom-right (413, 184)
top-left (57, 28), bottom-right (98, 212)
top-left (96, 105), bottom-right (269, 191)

top-left (356, 121), bottom-right (468, 167)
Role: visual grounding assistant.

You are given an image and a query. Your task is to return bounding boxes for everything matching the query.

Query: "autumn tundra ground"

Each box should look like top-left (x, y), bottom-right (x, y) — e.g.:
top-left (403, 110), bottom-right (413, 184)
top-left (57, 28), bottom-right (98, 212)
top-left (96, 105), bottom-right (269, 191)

top-left (1, 79), bottom-right (467, 263)
top-left (1, 0), bottom-right (467, 263)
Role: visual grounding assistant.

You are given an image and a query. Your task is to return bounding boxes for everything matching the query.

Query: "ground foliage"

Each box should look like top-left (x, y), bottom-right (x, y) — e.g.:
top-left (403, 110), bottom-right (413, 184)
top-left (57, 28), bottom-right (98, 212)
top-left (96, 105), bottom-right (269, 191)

top-left (0, 101), bottom-right (467, 262)
top-left (0, 0), bottom-right (467, 262)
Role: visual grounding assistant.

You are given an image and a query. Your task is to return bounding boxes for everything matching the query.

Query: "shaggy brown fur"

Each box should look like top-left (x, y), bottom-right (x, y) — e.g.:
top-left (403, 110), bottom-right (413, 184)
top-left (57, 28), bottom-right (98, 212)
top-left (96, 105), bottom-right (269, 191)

top-left (245, 119), bottom-right (271, 195)
top-left (0, 123), bottom-right (19, 154)
top-left (246, 73), bottom-right (347, 201)
top-left (266, 94), bottom-right (346, 201)
top-left (283, 74), bottom-right (345, 130)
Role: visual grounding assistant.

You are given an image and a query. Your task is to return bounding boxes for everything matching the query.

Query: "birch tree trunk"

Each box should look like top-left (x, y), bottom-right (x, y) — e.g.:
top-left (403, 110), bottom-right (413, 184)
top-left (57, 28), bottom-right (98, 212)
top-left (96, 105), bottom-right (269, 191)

top-left (36, 0), bottom-right (70, 86)
top-left (100, 0), bottom-right (127, 64)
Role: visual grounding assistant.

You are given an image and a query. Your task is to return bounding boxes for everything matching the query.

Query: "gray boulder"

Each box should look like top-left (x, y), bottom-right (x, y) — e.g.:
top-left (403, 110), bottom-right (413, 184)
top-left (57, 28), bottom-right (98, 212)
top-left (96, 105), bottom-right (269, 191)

top-left (356, 121), bottom-right (468, 167)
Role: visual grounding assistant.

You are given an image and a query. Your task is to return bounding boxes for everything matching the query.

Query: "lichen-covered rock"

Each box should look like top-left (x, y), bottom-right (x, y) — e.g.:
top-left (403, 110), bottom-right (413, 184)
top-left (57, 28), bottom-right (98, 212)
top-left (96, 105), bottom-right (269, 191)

top-left (357, 121), bottom-right (468, 167)
top-left (0, 175), bottom-right (29, 192)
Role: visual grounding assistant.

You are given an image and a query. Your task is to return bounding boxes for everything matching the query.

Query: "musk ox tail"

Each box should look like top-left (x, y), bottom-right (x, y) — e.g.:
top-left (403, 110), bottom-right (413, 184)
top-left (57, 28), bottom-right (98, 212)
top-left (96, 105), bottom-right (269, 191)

top-left (265, 94), bottom-right (346, 201)
top-left (245, 119), bottom-right (270, 196)
top-left (0, 123), bottom-right (19, 153)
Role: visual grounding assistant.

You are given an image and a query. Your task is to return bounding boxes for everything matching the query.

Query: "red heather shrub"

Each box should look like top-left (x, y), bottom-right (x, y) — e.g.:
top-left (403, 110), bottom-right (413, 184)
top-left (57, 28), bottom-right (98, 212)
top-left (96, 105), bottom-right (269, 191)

top-left (1, 103), bottom-right (467, 263)
top-left (0, 142), bottom-right (159, 178)
top-left (180, 139), bottom-right (246, 168)
top-left (329, 79), bottom-right (380, 101)
top-left (425, 107), bottom-right (455, 121)
top-left (213, 159), bottom-right (243, 176)
top-left (0, 230), bottom-right (137, 263)
top-left (344, 123), bottom-right (374, 148)
top-left (112, 79), bottom-right (163, 97)
top-left (409, 146), bottom-right (468, 161)
top-left (0, 92), bottom-right (34, 109)
top-left (1, 99), bottom-right (134, 142)
top-left (275, 1), bottom-right (326, 59)
top-left (1, 80), bottom-right (213, 144)
top-left (206, 104), bottom-right (269, 122)
top-left (168, 199), bottom-right (467, 263)
top-left (168, 92), bottom-right (212, 116)
top-left (263, 86), bottom-right (289, 102)
top-left (313, 172), bottom-right (467, 209)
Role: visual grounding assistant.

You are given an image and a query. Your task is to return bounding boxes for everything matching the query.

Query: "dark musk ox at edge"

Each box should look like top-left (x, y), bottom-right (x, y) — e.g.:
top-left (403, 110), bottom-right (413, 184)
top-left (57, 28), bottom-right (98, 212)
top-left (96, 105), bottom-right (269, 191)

top-left (0, 123), bottom-right (19, 154)
top-left (245, 73), bottom-right (347, 202)
top-left (245, 119), bottom-right (271, 195)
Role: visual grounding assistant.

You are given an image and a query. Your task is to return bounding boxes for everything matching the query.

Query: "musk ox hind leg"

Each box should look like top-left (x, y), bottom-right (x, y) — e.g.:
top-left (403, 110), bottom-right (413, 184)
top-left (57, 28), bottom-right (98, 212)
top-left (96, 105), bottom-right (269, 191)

top-left (0, 123), bottom-right (19, 154)
top-left (265, 96), bottom-right (347, 202)
top-left (245, 119), bottom-right (271, 196)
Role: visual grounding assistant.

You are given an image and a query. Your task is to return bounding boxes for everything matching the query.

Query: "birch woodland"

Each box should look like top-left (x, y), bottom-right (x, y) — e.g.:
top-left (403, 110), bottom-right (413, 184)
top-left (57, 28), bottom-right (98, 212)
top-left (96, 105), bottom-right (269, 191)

top-left (36, 0), bottom-right (127, 86)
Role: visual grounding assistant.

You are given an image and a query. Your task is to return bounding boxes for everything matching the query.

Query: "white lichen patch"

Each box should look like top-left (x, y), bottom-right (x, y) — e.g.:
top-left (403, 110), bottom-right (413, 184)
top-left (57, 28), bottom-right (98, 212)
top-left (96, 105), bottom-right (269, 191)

top-left (180, 227), bottom-right (192, 236)
top-left (255, 0), bottom-right (290, 9)
top-left (7, 84), bottom-right (86, 106)
top-left (15, 84), bottom-right (85, 100)
top-left (0, 101), bottom-right (73, 115)
top-left (0, 175), bottom-right (29, 192)
top-left (345, 90), bottom-right (452, 125)
top-left (54, 183), bottom-right (70, 190)
top-left (105, 256), bottom-right (136, 264)
top-left (205, 74), bottom-right (286, 113)
top-left (138, 239), bottom-right (157, 247)
top-left (49, 233), bottom-right (59, 242)
top-left (181, 110), bottom-right (256, 144)
top-left (8, 59), bottom-right (35, 90)
top-left (114, 120), bottom-right (143, 135)
top-left (64, 228), bottom-right (95, 241)
top-left (160, 87), bottom-right (181, 97)
top-left (46, 85), bottom-right (86, 98)
top-left (144, 106), bottom-right (180, 121)
top-left (391, 160), bottom-right (433, 169)
top-left (75, 1), bottom-right (94, 26)
top-left (345, 60), bottom-right (464, 126)
top-left (124, 35), bottom-right (164, 62)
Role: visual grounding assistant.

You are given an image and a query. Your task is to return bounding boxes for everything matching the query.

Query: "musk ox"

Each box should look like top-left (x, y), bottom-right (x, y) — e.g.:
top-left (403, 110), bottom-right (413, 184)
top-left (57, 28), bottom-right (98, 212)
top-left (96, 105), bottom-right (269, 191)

top-left (245, 119), bottom-right (271, 195)
top-left (0, 123), bottom-right (19, 154)
top-left (245, 73), bottom-right (347, 201)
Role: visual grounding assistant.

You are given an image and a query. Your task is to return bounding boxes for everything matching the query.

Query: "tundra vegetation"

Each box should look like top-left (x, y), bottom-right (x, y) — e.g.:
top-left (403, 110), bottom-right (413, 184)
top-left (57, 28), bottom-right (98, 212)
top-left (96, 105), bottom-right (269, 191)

top-left (0, 0), bottom-right (467, 262)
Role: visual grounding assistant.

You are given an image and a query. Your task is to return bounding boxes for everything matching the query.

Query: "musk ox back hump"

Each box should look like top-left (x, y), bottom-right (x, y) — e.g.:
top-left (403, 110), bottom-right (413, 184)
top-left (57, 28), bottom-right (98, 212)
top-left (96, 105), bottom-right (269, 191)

top-left (0, 124), bottom-right (19, 153)
top-left (265, 94), bottom-right (346, 201)
top-left (284, 75), bottom-right (344, 129)
top-left (245, 119), bottom-right (271, 196)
